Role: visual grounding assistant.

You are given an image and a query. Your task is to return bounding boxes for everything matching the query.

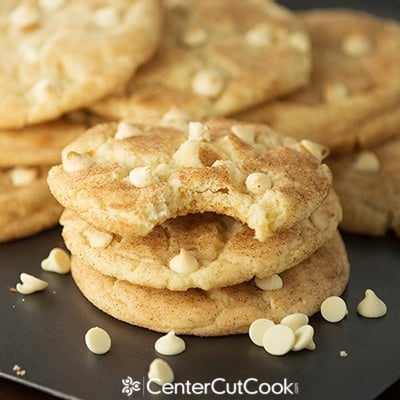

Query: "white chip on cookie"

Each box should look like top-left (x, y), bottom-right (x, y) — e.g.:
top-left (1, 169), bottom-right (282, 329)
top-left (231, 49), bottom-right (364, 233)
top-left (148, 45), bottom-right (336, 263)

top-left (129, 166), bottom-right (160, 187)
top-left (342, 33), bottom-right (371, 56)
top-left (62, 151), bottom-right (94, 173)
top-left (10, 3), bottom-right (41, 29)
top-left (181, 25), bottom-right (207, 47)
top-left (245, 24), bottom-right (273, 47)
top-left (10, 167), bottom-right (38, 187)
top-left (255, 274), bottom-right (282, 291)
top-left (353, 151), bottom-right (380, 172)
top-left (191, 69), bottom-right (225, 98)
top-left (93, 6), bottom-right (120, 29)
top-left (169, 249), bottom-right (199, 274)
top-left (115, 122), bottom-right (144, 140)
top-left (246, 172), bottom-right (272, 195)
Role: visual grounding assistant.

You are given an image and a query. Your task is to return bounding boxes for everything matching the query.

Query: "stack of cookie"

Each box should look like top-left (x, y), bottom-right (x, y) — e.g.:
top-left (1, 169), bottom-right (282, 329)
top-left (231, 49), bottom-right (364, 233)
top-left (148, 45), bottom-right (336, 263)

top-left (235, 9), bottom-right (400, 237)
top-left (0, 116), bottom-right (89, 242)
top-left (0, 0), bottom-right (163, 242)
top-left (47, 117), bottom-right (350, 336)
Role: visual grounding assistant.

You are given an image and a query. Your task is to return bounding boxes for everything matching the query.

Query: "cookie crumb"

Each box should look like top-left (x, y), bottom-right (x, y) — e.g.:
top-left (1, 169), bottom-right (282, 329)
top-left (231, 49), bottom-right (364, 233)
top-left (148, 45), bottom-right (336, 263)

top-left (13, 364), bottom-right (27, 377)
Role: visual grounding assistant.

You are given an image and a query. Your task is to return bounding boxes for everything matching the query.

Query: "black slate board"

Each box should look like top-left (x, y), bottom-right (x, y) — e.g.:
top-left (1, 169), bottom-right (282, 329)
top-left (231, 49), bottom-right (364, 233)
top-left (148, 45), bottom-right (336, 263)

top-left (1, 1), bottom-right (400, 399)
top-left (1, 227), bottom-right (399, 400)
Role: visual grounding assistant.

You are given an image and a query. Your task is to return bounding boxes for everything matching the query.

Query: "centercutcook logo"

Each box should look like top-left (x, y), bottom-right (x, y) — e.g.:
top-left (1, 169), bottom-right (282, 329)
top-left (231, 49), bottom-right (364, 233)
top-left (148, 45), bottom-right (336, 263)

top-left (121, 376), bottom-right (299, 397)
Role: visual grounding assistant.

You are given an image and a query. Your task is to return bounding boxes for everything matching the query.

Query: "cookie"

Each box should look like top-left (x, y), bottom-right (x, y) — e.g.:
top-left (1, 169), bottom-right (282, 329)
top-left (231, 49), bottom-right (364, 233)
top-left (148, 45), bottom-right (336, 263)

top-left (236, 10), bottom-right (400, 154)
top-left (0, 115), bottom-right (90, 242)
top-left (0, 166), bottom-right (62, 242)
top-left (0, 116), bottom-right (88, 167)
top-left (48, 118), bottom-right (332, 241)
top-left (0, 0), bottom-right (162, 128)
top-left (328, 135), bottom-right (400, 236)
top-left (60, 189), bottom-right (341, 291)
top-left (70, 231), bottom-right (350, 336)
top-left (89, 0), bottom-right (311, 120)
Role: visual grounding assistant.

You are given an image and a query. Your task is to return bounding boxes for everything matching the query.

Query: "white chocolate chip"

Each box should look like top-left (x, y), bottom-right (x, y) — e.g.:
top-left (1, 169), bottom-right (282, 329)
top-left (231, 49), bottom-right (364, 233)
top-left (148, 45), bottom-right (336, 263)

top-left (16, 273), bottom-right (48, 295)
top-left (353, 151), bottom-right (380, 172)
top-left (309, 207), bottom-right (329, 231)
top-left (18, 42), bottom-right (40, 63)
top-left (83, 228), bottom-right (113, 249)
top-left (31, 78), bottom-right (61, 101)
top-left (39, 0), bottom-right (65, 11)
top-left (10, 3), bottom-right (41, 29)
top-left (182, 25), bottom-right (207, 47)
top-left (41, 248), bottom-right (71, 274)
top-left (115, 122), bottom-right (144, 140)
top-left (148, 359), bottom-right (174, 386)
top-left (93, 6), bottom-right (120, 29)
top-left (231, 124), bottom-right (256, 145)
top-left (172, 140), bottom-right (203, 167)
top-left (263, 324), bottom-right (295, 356)
top-left (248, 318), bottom-right (275, 346)
top-left (191, 69), bottom-right (225, 98)
top-left (84, 327), bottom-right (111, 355)
top-left (255, 274), bottom-right (283, 291)
top-left (154, 331), bottom-right (186, 356)
top-left (129, 166), bottom-right (160, 188)
top-left (62, 151), bottom-right (94, 172)
top-left (245, 24), bottom-right (273, 47)
top-left (9, 167), bottom-right (38, 187)
top-left (324, 82), bottom-right (350, 102)
top-left (292, 325), bottom-right (316, 351)
top-left (300, 140), bottom-right (329, 162)
top-left (280, 313), bottom-right (309, 332)
top-left (339, 350), bottom-right (348, 358)
top-left (320, 296), bottom-right (348, 323)
top-left (169, 249), bottom-right (199, 274)
top-left (343, 33), bottom-right (371, 56)
top-left (188, 121), bottom-right (210, 141)
top-left (357, 289), bottom-right (387, 318)
top-left (162, 107), bottom-right (191, 122)
top-left (246, 173), bottom-right (272, 194)
top-left (287, 32), bottom-right (310, 53)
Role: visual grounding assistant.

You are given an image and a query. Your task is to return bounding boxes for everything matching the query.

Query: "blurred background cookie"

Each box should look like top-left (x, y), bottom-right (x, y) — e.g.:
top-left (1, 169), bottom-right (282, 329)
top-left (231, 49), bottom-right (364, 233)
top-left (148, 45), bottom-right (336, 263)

top-left (236, 9), bottom-right (400, 154)
top-left (0, 116), bottom-right (88, 242)
top-left (328, 135), bottom-right (400, 236)
top-left (0, 0), bottom-right (162, 128)
top-left (89, 0), bottom-right (312, 120)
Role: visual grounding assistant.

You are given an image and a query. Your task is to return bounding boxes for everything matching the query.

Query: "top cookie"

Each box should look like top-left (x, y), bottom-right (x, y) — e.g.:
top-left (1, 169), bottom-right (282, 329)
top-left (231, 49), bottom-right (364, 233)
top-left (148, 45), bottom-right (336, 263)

top-left (47, 117), bottom-right (332, 241)
top-left (0, 0), bottom-right (162, 129)
top-left (236, 9), bottom-right (400, 154)
top-left (89, 0), bottom-right (311, 119)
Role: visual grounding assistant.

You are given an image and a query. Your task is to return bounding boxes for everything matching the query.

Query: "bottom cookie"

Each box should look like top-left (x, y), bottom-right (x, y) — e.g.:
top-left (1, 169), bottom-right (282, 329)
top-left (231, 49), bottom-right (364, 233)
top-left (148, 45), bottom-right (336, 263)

top-left (71, 231), bottom-right (350, 336)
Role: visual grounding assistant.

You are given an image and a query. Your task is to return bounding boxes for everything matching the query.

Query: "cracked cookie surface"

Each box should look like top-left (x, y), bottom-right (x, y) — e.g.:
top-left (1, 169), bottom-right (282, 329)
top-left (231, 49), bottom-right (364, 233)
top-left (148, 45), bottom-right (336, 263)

top-left (48, 118), bottom-right (332, 241)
